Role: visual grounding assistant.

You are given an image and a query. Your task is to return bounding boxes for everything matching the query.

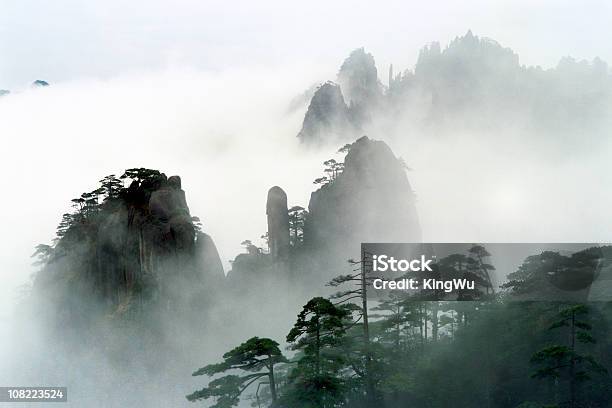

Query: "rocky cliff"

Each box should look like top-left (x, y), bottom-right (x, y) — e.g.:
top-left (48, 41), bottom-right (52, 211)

top-left (33, 169), bottom-right (224, 326)
top-left (337, 47), bottom-right (383, 114)
top-left (228, 136), bottom-right (421, 286)
top-left (305, 136), bottom-right (420, 255)
top-left (297, 49), bottom-right (384, 146)
top-left (297, 81), bottom-right (355, 145)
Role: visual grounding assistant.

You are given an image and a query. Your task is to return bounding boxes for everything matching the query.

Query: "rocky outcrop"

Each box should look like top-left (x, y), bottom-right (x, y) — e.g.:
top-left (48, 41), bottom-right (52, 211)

top-left (266, 186), bottom-right (290, 260)
top-left (33, 169), bottom-right (222, 323)
top-left (297, 82), bottom-right (355, 145)
top-left (337, 48), bottom-right (383, 111)
top-left (226, 187), bottom-right (290, 285)
top-left (149, 175), bottom-right (195, 252)
top-left (195, 232), bottom-right (225, 285)
top-left (305, 136), bottom-right (420, 254)
top-left (296, 49), bottom-right (382, 145)
top-left (226, 136), bottom-right (421, 285)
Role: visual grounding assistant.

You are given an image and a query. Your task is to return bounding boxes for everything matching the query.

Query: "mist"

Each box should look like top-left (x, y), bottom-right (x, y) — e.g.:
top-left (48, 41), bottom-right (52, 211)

top-left (2, 40), bottom-right (612, 406)
top-left (0, 65), bottom-right (325, 308)
top-left (0, 64), bottom-right (338, 407)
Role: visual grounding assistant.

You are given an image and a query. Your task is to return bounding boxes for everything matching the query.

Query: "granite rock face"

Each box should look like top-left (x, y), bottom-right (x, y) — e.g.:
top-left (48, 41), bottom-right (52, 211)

top-left (297, 81), bottom-right (354, 145)
top-left (228, 136), bottom-right (421, 284)
top-left (337, 48), bottom-right (383, 111)
top-left (195, 232), bottom-right (225, 285)
top-left (266, 186), bottom-right (290, 260)
top-left (305, 136), bottom-right (421, 254)
top-left (34, 170), bottom-right (223, 322)
top-left (149, 176), bottom-right (194, 252)
top-left (297, 49), bottom-right (383, 145)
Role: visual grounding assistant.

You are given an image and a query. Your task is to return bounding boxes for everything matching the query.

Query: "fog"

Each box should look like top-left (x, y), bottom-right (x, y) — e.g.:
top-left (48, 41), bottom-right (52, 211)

top-left (0, 65), bottom-right (325, 312)
top-left (2, 45), bottom-right (612, 406)
top-left (0, 65), bottom-right (336, 406)
top-left (3, 0), bottom-right (612, 89)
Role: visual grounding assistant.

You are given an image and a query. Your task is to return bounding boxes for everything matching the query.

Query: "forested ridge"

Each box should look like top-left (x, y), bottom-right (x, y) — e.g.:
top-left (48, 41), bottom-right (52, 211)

top-left (189, 245), bottom-right (612, 408)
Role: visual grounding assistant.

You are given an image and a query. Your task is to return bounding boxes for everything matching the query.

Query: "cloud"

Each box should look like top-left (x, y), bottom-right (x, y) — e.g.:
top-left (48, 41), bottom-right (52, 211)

top-left (0, 64), bottom-right (334, 316)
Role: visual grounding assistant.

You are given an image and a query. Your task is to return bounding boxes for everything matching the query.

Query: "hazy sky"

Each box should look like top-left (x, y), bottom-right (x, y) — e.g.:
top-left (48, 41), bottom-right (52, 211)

top-left (2, 0), bottom-right (612, 89)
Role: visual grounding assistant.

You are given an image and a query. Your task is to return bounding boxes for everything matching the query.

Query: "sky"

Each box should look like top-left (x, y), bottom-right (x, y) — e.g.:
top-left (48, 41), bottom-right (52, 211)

top-left (2, 0), bottom-right (612, 89)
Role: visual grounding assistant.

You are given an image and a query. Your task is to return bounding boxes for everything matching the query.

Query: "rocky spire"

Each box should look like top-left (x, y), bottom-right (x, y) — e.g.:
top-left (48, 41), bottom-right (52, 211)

top-left (297, 81), bottom-right (353, 145)
top-left (337, 48), bottom-right (382, 107)
top-left (266, 186), bottom-right (290, 260)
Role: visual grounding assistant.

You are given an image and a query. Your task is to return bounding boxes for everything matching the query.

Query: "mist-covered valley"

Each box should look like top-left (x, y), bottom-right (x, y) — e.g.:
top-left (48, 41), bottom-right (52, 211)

top-left (1, 29), bottom-right (612, 407)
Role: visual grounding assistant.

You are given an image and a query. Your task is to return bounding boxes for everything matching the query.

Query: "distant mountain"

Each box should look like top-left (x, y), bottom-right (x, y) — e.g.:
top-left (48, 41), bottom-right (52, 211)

top-left (298, 49), bottom-right (383, 145)
top-left (337, 48), bottom-right (383, 111)
top-left (32, 80), bottom-right (50, 87)
top-left (297, 81), bottom-right (355, 144)
top-left (297, 31), bottom-right (612, 145)
top-left (0, 80), bottom-right (50, 96)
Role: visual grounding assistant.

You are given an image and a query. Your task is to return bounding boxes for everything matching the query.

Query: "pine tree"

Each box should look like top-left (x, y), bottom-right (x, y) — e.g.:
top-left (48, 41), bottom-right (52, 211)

top-left (327, 253), bottom-right (380, 404)
top-left (288, 206), bottom-right (308, 246)
top-left (187, 337), bottom-right (287, 407)
top-left (98, 174), bottom-right (123, 200)
top-left (283, 297), bottom-right (351, 408)
top-left (531, 304), bottom-right (608, 408)
top-left (467, 244), bottom-right (496, 295)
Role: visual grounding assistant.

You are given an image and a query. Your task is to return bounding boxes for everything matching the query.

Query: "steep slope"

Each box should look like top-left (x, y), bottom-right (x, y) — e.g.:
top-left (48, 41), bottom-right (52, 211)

top-left (337, 47), bottom-right (383, 112)
top-left (297, 81), bottom-right (355, 145)
top-left (305, 136), bottom-right (421, 254)
top-left (33, 169), bottom-right (224, 327)
top-left (227, 136), bottom-right (421, 285)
